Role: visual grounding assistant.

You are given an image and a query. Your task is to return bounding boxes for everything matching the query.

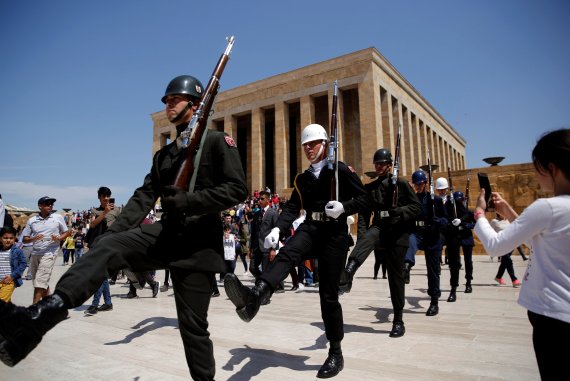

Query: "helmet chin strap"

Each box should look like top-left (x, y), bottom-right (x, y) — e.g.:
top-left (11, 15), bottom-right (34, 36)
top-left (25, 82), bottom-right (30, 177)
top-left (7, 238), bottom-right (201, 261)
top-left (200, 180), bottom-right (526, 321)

top-left (310, 141), bottom-right (326, 164)
top-left (170, 100), bottom-right (193, 124)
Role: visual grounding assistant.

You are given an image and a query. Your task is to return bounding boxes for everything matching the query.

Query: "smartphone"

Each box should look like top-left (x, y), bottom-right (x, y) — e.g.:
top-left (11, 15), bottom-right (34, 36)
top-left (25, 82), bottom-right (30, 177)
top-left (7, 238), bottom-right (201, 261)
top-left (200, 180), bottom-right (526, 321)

top-left (109, 198), bottom-right (115, 204)
top-left (477, 172), bottom-right (494, 211)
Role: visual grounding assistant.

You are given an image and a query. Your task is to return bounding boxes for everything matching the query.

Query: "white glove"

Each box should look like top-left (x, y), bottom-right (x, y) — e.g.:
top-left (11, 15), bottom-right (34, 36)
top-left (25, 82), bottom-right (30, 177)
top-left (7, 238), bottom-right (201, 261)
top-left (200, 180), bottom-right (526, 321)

top-left (325, 201), bottom-right (345, 219)
top-left (264, 227), bottom-right (280, 249)
top-left (452, 218), bottom-right (461, 227)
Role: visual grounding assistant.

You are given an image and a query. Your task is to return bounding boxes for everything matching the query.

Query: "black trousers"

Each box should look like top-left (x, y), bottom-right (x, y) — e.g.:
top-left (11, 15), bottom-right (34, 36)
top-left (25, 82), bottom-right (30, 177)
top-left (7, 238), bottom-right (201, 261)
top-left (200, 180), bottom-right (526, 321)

top-left (446, 236), bottom-right (461, 289)
top-left (55, 223), bottom-right (216, 381)
top-left (348, 225), bottom-right (406, 321)
top-left (528, 310), bottom-right (570, 380)
top-left (260, 221), bottom-right (348, 342)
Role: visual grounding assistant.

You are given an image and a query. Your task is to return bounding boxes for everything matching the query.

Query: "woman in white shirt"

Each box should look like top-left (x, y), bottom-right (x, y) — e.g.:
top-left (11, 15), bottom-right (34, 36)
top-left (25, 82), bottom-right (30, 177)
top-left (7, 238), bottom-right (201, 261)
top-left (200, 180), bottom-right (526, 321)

top-left (473, 128), bottom-right (570, 380)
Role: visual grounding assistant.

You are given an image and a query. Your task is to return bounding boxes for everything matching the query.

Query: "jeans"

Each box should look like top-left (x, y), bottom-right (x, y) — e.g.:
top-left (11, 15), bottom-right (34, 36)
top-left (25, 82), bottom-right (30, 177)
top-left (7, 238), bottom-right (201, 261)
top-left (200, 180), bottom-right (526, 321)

top-left (75, 247), bottom-right (84, 261)
top-left (91, 279), bottom-right (112, 306)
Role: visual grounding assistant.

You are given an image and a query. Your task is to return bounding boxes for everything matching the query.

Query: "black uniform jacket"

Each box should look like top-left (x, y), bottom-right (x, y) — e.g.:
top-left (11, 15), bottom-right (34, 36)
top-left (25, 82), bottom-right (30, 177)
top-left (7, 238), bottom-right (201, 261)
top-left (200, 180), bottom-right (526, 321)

top-left (108, 127), bottom-right (248, 272)
top-left (413, 191), bottom-right (448, 247)
top-left (276, 161), bottom-right (368, 234)
top-left (357, 175), bottom-right (421, 247)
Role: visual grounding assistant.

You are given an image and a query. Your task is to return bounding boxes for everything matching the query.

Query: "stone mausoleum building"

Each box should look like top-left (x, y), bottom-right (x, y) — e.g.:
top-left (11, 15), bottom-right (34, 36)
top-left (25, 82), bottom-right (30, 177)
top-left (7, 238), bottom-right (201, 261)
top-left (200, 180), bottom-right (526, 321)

top-left (151, 47), bottom-right (466, 196)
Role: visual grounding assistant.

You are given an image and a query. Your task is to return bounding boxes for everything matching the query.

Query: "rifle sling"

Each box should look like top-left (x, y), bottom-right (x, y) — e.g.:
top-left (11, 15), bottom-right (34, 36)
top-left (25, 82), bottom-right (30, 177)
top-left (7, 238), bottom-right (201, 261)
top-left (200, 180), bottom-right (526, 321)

top-left (188, 128), bottom-right (209, 193)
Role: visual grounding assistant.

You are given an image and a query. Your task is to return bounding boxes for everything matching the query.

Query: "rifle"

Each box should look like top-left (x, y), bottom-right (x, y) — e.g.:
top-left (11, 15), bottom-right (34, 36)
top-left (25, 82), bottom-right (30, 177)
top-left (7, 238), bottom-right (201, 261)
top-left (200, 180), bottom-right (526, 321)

top-left (173, 36), bottom-right (235, 191)
top-left (426, 147), bottom-right (435, 215)
top-left (328, 80), bottom-right (339, 201)
top-left (464, 170), bottom-right (470, 208)
top-left (447, 159), bottom-right (457, 219)
top-left (391, 124), bottom-right (402, 208)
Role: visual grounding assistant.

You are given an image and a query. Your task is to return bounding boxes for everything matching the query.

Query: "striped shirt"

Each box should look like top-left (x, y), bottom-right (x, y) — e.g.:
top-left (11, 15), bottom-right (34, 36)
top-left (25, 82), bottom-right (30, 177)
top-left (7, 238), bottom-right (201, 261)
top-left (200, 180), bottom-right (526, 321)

top-left (0, 248), bottom-right (11, 278)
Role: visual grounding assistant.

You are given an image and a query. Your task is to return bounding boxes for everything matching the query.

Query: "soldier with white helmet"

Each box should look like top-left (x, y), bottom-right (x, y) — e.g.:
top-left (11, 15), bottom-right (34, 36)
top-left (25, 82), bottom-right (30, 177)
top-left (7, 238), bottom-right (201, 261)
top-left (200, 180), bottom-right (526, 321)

top-left (435, 176), bottom-right (463, 303)
top-left (225, 123), bottom-right (368, 379)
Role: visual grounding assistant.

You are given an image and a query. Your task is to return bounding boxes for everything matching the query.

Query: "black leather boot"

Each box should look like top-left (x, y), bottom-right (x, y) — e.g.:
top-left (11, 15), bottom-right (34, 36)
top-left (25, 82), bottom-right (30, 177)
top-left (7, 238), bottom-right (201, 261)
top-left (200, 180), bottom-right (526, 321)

top-left (389, 320), bottom-right (406, 338)
top-left (426, 297), bottom-right (439, 316)
top-left (0, 294), bottom-right (68, 366)
top-left (339, 259), bottom-right (359, 294)
top-left (317, 341), bottom-right (344, 378)
top-left (447, 288), bottom-right (457, 302)
top-left (465, 282), bottom-right (472, 293)
top-left (224, 273), bottom-right (272, 322)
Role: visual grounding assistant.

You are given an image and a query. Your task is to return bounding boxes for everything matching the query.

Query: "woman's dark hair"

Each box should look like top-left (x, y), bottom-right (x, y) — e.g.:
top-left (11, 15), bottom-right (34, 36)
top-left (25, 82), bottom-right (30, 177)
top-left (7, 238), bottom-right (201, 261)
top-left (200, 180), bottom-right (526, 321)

top-left (532, 128), bottom-right (570, 180)
top-left (97, 186), bottom-right (112, 197)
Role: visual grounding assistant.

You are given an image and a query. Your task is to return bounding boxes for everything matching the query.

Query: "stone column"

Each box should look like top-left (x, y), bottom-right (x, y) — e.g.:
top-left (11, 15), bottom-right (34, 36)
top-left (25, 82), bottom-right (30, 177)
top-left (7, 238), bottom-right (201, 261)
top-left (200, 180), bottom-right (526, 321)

top-left (358, 80), bottom-right (382, 175)
top-left (300, 95), bottom-right (314, 169)
top-left (274, 101), bottom-right (289, 194)
top-left (224, 115), bottom-right (237, 141)
top-left (250, 108), bottom-right (264, 192)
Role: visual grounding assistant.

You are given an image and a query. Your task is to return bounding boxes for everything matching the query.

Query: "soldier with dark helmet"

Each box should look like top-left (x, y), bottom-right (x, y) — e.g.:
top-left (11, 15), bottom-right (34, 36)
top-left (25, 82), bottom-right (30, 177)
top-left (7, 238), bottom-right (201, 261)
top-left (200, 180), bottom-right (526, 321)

top-left (224, 123), bottom-right (369, 379)
top-left (404, 169), bottom-right (448, 316)
top-left (339, 148), bottom-right (420, 338)
top-left (0, 74), bottom-right (248, 380)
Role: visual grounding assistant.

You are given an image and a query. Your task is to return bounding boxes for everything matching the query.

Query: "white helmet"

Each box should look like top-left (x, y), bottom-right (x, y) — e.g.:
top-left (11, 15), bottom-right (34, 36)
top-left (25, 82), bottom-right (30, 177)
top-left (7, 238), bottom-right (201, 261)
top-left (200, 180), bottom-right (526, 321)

top-left (301, 124), bottom-right (328, 145)
top-left (435, 177), bottom-right (449, 190)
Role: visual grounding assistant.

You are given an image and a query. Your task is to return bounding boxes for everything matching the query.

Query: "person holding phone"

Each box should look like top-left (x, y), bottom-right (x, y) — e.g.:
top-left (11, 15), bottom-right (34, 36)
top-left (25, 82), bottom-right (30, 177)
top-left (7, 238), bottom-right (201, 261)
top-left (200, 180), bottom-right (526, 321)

top-left (473, 128), bottom-right (570, 380)
top-left (84, 186), bottom-right (121, 316)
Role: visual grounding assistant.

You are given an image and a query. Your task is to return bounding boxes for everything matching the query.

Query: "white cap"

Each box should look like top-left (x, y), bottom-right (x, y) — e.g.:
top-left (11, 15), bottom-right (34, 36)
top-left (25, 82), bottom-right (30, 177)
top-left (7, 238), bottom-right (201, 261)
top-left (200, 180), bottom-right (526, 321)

top-left (435, 177), bottom-right (449, 190)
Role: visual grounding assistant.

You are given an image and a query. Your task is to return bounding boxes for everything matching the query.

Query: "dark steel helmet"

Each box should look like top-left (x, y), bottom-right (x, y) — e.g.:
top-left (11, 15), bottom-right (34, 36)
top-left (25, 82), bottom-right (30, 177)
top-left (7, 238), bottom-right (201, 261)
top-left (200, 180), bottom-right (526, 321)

top-left (453, 191), bottom-right (465, 200)
top-left (373, 148), bottom-right (393, 164)
top-left (412, 170), bottom-right (428, 184)
top-left (161, 75), bottom-right (204, 104)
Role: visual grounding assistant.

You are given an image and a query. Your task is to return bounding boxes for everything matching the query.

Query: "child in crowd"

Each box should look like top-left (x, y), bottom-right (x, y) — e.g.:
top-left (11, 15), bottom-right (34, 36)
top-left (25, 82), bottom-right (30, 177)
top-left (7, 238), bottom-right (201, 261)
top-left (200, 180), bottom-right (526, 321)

top-left (0, 226), bottom-right (27, 302)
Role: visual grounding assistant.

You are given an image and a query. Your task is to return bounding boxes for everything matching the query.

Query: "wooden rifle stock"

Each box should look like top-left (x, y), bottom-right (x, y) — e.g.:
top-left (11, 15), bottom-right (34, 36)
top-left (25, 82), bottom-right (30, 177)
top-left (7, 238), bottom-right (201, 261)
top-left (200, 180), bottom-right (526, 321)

top-left (173, 36), bottom-right (235, 191)
top-left (328, 80), bottom-right (339, 200)
top-left (391, 124), bottom-right (402, 208)
top-left (426, 148), bottom-right (435, 215)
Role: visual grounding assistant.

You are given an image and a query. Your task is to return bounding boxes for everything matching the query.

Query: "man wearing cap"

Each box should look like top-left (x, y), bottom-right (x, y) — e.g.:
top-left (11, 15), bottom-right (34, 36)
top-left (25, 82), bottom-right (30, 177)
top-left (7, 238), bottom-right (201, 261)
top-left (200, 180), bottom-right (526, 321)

top-left (339, 148), bottom-right (421, 338)
top-left (0, 75), bottom-right (248, 380)
top-left (21, 197), bottom-right (70, 303)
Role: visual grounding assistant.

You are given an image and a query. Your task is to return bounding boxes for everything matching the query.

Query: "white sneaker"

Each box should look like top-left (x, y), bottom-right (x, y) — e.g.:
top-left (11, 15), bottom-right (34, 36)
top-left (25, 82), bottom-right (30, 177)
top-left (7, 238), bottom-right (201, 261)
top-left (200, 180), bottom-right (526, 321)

top-left (297, 283), bottom-right (305, 290)
top-left (243, 271), bottom-right (252, 277)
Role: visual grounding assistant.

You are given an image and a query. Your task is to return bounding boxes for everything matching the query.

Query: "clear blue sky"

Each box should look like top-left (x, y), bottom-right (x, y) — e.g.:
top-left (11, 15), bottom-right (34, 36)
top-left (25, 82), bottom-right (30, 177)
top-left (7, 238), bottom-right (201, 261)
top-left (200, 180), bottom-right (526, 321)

top-left (1, 0), bottom-right (568, 211)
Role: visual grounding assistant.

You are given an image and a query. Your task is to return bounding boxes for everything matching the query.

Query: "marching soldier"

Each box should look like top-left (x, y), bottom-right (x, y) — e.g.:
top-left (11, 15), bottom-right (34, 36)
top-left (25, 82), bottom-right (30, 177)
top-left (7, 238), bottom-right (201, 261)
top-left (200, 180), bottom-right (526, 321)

top-left (339, 148), bottom-right (421, 337)
top-left (224, 123), bottom-right (368, 378)
top-left (0, 74), bottom-right (248, 381)
top-left (403, 170), bottom-right (448, 316)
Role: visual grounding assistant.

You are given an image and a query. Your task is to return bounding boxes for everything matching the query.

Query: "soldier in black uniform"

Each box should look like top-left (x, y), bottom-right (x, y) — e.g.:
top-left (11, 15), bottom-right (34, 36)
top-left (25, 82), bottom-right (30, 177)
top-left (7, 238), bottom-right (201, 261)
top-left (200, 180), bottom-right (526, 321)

top-left (224, 123), bottom-right (368, 379)
top-left (403, 170), bottom-right (448, 316)
top-left (0, 75), bottom-right (248, 381)
top-left (449, 191), bottom-right (476, 294)
top-left (437, 179), bottom-right (462, 303)
top-left (339, 148), bottom-right (421, 338)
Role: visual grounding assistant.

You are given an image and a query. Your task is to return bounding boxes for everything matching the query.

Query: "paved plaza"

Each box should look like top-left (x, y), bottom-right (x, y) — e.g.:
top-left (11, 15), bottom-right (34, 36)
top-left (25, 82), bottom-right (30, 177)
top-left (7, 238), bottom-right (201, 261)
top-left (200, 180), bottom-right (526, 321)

top-left (1, 252), bottom-right (538, 380)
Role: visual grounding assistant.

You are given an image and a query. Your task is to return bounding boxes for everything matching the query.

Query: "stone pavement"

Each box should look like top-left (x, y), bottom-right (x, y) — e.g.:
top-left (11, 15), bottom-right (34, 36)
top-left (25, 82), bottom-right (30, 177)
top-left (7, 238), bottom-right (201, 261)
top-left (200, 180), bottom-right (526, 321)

top-left (1, 253), bottom-right (539, 381)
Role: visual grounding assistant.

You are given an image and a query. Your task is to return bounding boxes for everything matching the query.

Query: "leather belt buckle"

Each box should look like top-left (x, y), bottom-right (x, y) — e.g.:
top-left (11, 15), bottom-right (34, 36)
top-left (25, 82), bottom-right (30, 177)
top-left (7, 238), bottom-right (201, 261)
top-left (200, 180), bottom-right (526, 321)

top-left (380, 210), bottom-right (390, 218)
